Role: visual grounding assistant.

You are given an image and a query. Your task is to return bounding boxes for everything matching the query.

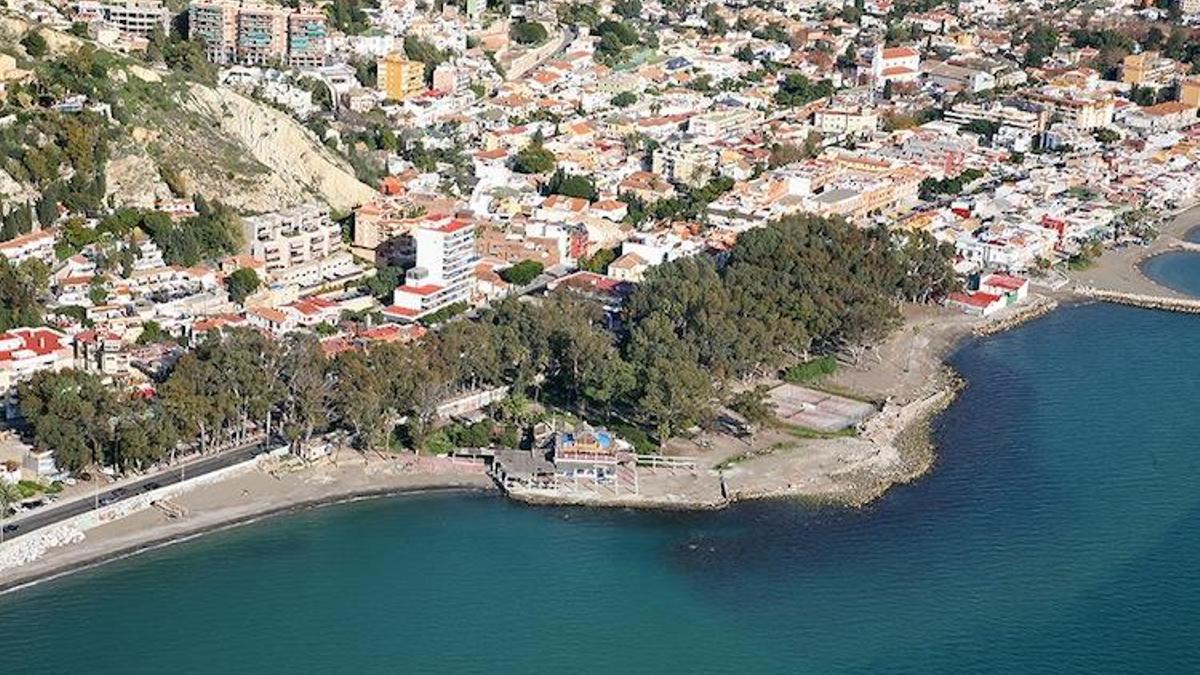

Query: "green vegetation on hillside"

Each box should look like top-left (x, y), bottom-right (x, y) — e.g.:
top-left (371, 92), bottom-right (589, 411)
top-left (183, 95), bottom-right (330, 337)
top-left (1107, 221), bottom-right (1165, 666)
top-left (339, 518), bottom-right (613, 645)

top-left (226, 267), bottom-right (261, 304)
top-left (0, 258), bottom-right (50, 331)
top-left (326, 0), bottom-right (381, 35)
top-left (87, 199), bottom-right (242, 267)
top-left (403, 36), bottom-right (451, 85)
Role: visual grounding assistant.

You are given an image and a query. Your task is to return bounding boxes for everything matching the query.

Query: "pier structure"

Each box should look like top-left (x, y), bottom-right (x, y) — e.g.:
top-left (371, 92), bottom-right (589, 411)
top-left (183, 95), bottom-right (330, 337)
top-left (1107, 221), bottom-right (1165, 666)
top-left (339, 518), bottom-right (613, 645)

top-left (484, 423), bottom-right (708, 504)
top-left (1167, 239), bottom-right (1200, 253)
top-left (1075, 286), bottom-right (1200, 314)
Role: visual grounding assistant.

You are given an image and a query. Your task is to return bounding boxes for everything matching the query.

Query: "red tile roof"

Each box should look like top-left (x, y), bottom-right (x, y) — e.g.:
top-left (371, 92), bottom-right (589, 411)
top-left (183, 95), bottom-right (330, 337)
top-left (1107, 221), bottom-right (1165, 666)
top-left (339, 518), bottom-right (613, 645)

top-left (434, 219), bottom-right (473, 234)
top-left (0, 328), bottom-right (68, 361)
top-left (882, 46), bottom-right (919, 60)
top-left (948, 291), bottom-right (1002, 308)
top-left (983, 274), bottom-right (1027, 291)
top-left (395, 283), bottom-right (444, 297)
top-left (382, 305), bottom-right (421, 317)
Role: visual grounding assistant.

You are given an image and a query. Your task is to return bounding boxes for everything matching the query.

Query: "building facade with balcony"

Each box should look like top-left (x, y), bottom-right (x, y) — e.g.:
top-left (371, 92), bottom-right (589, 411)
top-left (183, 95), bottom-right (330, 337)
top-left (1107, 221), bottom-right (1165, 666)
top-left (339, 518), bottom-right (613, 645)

top-left (388, 217), bottom-right (477, 321)
top-left (244, 203), bottom-right (344, 281)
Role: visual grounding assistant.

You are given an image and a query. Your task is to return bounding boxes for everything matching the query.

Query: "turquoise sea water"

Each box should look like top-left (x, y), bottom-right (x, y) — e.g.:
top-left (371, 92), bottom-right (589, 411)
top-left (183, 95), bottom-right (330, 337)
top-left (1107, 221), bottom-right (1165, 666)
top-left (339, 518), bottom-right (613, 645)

top-left (2, 303), bottom-right (1199, 674)
top-left (1143, 251), bottom-right (1200, 298)
top-left (1141, 226), bottom-right (1200, 298)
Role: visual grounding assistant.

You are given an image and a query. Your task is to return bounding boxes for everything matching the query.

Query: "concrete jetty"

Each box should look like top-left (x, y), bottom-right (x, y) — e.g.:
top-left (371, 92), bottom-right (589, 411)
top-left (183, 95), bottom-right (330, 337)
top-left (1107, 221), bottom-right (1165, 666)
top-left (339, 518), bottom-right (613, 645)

top-left (1075, 286), bottom-right (1200, 314)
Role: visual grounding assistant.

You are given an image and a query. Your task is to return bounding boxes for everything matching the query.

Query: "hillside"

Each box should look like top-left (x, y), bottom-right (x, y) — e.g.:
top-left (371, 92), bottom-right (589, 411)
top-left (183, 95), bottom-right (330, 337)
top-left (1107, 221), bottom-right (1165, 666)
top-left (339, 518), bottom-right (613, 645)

top-left (1, 17), bottom-right (374, 215)
top-left (108, 69), bottom-right (375, 213)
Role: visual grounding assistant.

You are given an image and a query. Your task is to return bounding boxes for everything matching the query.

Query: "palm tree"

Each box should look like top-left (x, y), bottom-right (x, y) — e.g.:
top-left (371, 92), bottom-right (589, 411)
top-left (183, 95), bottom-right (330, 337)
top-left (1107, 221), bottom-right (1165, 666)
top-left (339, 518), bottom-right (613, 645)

top-left (0, 480), bottom-right (20, 543)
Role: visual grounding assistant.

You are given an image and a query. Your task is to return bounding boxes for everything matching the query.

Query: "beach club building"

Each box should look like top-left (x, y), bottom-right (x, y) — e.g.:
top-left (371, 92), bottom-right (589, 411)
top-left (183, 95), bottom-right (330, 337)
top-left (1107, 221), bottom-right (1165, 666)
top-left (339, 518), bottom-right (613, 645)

top-left (553, 425), bottom-right (627, 482)
top-left (946, 290), bottom-right (1007, 316)
top-left (979, 273), bottom-right (1029, 304)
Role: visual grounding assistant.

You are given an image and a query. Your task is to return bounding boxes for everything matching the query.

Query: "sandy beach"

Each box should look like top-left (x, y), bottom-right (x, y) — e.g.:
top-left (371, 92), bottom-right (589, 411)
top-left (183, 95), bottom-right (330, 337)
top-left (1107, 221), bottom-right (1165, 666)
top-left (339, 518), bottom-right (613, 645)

top-left (0, 455), bottom-right (494, 594)
top-left (1070, 204), bottom-right (1200, 298)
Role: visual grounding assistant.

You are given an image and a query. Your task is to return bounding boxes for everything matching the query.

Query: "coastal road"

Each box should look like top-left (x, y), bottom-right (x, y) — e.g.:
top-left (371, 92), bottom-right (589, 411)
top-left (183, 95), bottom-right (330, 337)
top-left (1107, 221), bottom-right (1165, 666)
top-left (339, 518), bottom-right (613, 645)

top-left (3, 440), bottom-right (273, 541)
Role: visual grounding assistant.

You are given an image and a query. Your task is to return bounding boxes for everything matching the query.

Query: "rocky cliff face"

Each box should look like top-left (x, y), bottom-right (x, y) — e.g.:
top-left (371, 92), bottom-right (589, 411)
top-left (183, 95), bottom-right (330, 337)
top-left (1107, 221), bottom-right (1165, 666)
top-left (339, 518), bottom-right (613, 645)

top-left (106, 82), bottom-right (375, 214)
top-left (176, 85), bottom-right (375, 213)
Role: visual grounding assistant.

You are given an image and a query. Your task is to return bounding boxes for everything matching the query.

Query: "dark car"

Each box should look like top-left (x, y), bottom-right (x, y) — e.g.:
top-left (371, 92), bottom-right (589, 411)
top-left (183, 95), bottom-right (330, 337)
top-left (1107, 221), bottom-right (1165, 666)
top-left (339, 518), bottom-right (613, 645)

top-left (98, 488), bottom-right (129, 506)
top-left (142, 482), bottom-right (162, 493)
top-left (2, 524), bottom-right (18, 534)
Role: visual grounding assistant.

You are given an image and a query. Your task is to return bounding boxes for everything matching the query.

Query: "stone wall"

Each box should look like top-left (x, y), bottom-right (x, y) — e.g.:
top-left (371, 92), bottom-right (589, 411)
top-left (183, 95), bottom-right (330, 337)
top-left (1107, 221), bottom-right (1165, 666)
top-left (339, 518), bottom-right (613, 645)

top-left (0, 450), bottom-right (283, 575)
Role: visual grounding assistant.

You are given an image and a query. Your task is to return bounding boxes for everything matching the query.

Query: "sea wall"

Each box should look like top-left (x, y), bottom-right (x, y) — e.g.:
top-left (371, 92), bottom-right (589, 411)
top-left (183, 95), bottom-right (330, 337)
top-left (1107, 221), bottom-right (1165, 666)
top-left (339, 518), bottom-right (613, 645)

top-left (0, 451), bottom-right (280, 575)
top-left (1075, 287), bottom-right (1200, 314)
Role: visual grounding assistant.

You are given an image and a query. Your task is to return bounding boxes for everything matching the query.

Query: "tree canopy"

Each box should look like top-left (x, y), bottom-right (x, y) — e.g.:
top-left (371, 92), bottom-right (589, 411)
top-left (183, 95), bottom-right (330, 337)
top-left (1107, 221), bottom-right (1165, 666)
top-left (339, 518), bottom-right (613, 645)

top-left (546, 169), bottom-right (598, 201)
top-left (511, 21), bottom-right (549, 46)
top-left (18, 215), bottom-right (956, 465)
top-left (499, 260), bottom-right (545, 286)
top-left (774, 73), bottom-right (834, 107)
top-left (512, 136), bottom-right (556, 174)
top-left (226, 268), bottom-right (261, 304)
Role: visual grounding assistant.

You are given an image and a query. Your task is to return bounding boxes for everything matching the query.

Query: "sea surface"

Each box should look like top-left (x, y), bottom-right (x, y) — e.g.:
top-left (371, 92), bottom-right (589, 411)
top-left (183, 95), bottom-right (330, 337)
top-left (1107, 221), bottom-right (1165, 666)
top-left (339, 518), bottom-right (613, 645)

top-left (2, 303), bottom-right (1199, 674)
top-left (1141, 225), bottom-right (1200, 298)
top-left (1142, 251), bottom-right (1200, 298)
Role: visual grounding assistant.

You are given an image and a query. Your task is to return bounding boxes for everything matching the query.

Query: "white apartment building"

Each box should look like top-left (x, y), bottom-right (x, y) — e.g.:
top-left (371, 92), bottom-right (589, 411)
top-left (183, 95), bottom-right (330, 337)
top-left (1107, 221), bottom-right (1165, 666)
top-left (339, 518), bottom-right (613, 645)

top-left (652, 141), bottom-right (717, 187)
top-left (923, 60), bottom-right (996, 94)
top-left (0, 228), bottom-right (57, 266)
top-left (244, 203), bottom-right (343, 281)
top-left (813, 107), bottom-right (879, 137)
top-left (945, 102), bottom-right (1046, 132)
top-left (871, 46), bottom-right (921, 86)
top-left (686, 108), bottom-right (763, 139)
top-left (1022, 88), bottom-right (1115, 130)
top-left (0, 328), bottom-right (73, 419)
top-left (75, 0), bottom-right (169, 39)
top-left (388, 217), bottom-right (476, 321)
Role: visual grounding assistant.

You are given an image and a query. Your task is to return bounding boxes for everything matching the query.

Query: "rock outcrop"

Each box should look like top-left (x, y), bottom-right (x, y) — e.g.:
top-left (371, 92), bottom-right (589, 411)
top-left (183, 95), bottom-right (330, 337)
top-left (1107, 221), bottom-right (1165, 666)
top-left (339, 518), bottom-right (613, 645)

top-left (178, 85), bottom-right (375, 213)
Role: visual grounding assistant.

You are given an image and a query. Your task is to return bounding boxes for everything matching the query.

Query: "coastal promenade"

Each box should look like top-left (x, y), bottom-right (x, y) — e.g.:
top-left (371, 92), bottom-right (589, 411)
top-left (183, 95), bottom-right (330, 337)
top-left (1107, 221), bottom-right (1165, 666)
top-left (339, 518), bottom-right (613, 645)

top-left (0, 454), bottom-right (493, 593)
top-left (4, 437), bottom-right (270, 540)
